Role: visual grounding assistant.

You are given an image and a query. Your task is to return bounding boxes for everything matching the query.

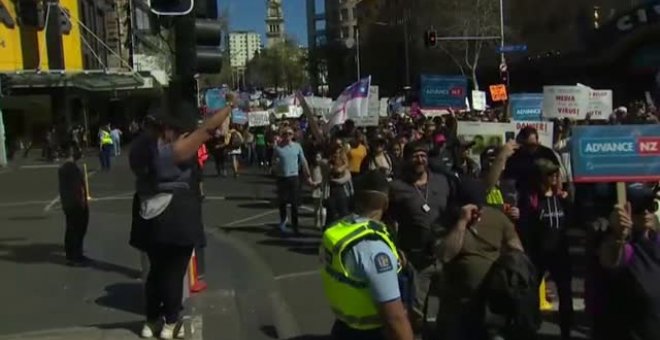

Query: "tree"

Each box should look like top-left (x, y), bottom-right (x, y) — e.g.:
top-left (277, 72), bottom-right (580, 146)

top-left (426, 0), bottom-right (501, 90)
top-left (245, 36), bottom-right (307, 92)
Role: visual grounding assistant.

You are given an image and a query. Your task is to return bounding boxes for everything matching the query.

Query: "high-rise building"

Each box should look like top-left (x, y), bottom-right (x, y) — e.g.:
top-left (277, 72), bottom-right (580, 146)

top-left (265, 0), bottom-right (285, 48)
top-left (228, 31), bottom-right (262, 68)
top-left (325, 0), bottom-right (359, 48)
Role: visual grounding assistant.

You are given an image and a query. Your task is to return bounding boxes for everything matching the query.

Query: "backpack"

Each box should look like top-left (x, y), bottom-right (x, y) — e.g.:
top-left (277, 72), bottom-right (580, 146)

top-left (229, 131), bottom-right (242, 149)
top-left (481, 249), bottom-right (540, 339)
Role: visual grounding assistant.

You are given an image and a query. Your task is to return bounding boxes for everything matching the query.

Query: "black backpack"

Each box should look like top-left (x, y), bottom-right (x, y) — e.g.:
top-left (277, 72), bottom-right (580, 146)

top-left (481, 249), bottom-right (541, 339)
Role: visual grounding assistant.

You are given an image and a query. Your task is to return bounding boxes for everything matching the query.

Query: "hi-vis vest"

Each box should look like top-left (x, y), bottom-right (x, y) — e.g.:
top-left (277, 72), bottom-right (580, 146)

top-left (320, 216), bottom-right (400, 330)
top-left (100, 130), bottom-right (113, 145)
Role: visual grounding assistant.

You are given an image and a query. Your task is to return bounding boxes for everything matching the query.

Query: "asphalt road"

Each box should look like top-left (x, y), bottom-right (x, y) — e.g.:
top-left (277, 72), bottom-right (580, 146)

top-left (0, 150), bottom-right (587, 339)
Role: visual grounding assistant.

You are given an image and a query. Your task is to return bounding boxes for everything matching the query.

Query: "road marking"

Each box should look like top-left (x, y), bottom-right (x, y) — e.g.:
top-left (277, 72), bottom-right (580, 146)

top-left (0, 200), bottom-right (53, 208)
top-left (20, 164), bottom-right (61, 169)
top-left (224, 209), bottom-right (278, 227)
top-left (274, 270), bottom-right (319, 281)
top-left (43, 170), bottom-right (97, 212)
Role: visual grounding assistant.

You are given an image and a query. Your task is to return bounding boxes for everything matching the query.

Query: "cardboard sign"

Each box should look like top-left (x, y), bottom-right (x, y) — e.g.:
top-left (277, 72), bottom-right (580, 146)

top-left (543, 86), bottom-right (590, 119)
top-left (231, 108), bottom-right (248, 125)
top-left (368, 86), bottom-right (380, 117)
top-left (512, 120), bottom-right (554, 149)
top-left (472, 90), bottom-right (487, 111)
top-left (587, 89), bottom-right (613, 120)
top-left (489, 84), bottom-right (508, 102)
top-left (571, 125), bottom-right (660, 182)
top-left (248, 111), bottom-right (270, 127)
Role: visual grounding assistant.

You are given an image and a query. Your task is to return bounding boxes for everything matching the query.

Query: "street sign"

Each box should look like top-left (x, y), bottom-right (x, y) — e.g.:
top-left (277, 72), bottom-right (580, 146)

top-left (497, 45), bottom-right (528, 53)
top-left (571, 125), bottom-right (660, 183)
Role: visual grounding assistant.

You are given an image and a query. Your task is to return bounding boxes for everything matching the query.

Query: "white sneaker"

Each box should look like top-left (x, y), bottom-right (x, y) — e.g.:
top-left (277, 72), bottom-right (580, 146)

top-left (140, 322), bottom-right (156, 338)
top-left (159, 323), bottom-right (176, 339)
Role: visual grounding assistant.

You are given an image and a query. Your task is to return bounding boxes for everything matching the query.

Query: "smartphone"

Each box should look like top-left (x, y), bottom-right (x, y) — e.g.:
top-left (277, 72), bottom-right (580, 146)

top-left (505, 131), bottom-right (516, 142)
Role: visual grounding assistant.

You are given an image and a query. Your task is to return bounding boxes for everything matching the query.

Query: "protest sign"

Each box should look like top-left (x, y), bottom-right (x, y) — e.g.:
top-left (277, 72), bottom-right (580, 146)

top-left (489, 84), bottom-right (508, 102)
top-left (512, 120), bottom-right (554, 148)
top-left (571, 125), bottom-right (660, 183)
top-left (420, 75), bottom-right (468, 109)
top-left (587, 89), bottom-right (613, 120)
top-left (231, 108), bottom-right (248, 125)
top-left (457, 122), bottom-right (511, 162)
top-left (379, 98), bottom-right (389, 117)
top-left (543, 86), bottom-right (590, 119)
top-left (510, 93), bottom-right (543, 121)
top-left (248, 111), bottom-right (270, 127)
top-left (368, 86), bottom-right (380, 117)
top-left (205, 88), bottom-right (226, 112)
top-left (472, 90), bottom-right (486, 111)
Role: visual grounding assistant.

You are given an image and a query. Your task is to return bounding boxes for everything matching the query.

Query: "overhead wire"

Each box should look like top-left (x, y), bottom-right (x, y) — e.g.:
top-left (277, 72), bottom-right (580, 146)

top-left (57, 4), bottom-right (135, 72)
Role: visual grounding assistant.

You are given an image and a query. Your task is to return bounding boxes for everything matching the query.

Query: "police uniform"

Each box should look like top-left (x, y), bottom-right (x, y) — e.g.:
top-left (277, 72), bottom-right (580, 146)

top-left (320, 215), bottom-right (401, 340)
top-left (99, 128), bottom-right (114, 171)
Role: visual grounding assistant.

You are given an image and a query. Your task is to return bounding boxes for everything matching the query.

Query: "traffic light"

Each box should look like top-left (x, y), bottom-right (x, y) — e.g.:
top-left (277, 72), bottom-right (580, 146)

top-left (149, 0), bottom-right (193, 16)
top-left (425, 30), bottom-right (437, 47)
top-left (193, 19), bottom-right (223, 74)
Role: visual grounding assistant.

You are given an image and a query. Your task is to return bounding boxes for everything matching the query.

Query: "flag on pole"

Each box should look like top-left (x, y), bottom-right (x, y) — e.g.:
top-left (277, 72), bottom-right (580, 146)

top-left (327, 76), bottom-right (371, 130)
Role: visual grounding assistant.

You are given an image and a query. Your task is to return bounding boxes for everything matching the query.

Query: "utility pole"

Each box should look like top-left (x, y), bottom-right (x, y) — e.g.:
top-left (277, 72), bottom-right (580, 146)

top-left (355, 25), bottom-right (361, 81)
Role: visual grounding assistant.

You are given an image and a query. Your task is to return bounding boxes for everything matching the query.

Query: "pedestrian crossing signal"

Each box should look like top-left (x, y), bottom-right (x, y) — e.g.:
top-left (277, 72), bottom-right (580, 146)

top-left (425, 30), bottom-right (437, 47)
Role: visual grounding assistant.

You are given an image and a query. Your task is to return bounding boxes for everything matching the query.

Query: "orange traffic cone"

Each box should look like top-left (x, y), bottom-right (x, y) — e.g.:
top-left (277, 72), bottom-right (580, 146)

top-left (188, 250), bottom-right (208, 293)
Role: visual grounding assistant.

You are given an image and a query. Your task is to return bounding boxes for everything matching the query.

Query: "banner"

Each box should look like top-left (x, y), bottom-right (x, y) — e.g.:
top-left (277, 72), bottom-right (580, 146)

top-left (509, 93), bottom-right (543, 121)
top-left (543, 86), bottom-right (590, 119)
top-left (458, 121), bottom-right (555, 162)
top-left (472, 91), bottom-right (486, 111)
top-left (420, 75), bottom-right (467, 109)
top-left (512, 120), bottom-right (554, 149)
top-left (571, 125), bottom-right (660, 182)
top-left (248, 111), bottom-right (270, 127)
top-left (587, 89), bottom-right (613, 120)
top-left (368, 86), bottom-right (380, 117)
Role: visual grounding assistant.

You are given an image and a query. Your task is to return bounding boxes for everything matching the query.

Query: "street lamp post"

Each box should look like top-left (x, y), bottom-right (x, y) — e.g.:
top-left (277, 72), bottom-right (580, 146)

top-left (355, 25), bottom-right (361, 81)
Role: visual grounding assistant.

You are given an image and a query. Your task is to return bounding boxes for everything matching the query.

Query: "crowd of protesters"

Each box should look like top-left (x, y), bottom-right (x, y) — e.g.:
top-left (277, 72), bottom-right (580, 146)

top-left (203, 92), bottom-right (659, 340)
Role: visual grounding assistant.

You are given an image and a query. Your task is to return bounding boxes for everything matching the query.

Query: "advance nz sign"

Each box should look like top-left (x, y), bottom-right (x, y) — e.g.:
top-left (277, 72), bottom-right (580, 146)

top-left (420, 75), bottom-right (467, 109)
top-left (572, 125), bottom-right (660, 182)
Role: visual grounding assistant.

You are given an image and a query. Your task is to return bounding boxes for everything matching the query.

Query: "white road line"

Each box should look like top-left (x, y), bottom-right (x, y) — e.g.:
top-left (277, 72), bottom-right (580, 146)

top-left (191, 314), bottom-right (203, 340)
top-left (20, 164), bottom-right (60, 169)
top-left (274, 270), bottom-right (319, 281)
top-left (0, 200), bottom-right (53, 208)
top-left (224, 209), bottom-right (278, 227)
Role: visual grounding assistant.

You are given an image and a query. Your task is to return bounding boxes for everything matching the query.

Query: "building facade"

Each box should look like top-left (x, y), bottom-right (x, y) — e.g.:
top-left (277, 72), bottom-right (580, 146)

top-left (265, 0), bottom-right (284, 48)
top-left (228, 31), bottom-right (261, 68)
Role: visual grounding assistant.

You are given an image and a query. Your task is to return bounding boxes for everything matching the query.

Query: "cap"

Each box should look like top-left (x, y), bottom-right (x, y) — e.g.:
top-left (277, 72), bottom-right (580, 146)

top-left (354, 170), bottom-right (390, 195)
top-left (404, 141), bottom-right (429, 159)
top-left (534, 158), bottom-right (560, 176)
top-left (458, 178), bottom-right (487, 208)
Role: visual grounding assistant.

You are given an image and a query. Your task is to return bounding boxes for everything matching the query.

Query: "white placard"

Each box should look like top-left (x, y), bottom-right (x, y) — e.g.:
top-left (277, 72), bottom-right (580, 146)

top-left (379, 98), bottom-right (389, 117)
top-left (587, 89), bottom-right (613, 120)
top-left (472, 90), bottom-right (487, 111)
top-left (543, 86), bottom-right (590, 119)
top-left (248, 111), bottom-right (270, 127)
top-left (352, 86), bottom-right (379, 126)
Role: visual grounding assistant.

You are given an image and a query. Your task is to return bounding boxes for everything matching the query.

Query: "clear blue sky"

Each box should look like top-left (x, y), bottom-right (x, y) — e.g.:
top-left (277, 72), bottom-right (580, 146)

top-left (218, 0), bottom-right (308, 46)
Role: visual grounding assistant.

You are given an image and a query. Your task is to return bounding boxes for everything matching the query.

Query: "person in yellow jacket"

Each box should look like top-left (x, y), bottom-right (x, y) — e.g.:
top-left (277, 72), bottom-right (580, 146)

top-left (98, 124), bottom-right (114, 171)
top-left (320, 170), bottom-right (413, 340)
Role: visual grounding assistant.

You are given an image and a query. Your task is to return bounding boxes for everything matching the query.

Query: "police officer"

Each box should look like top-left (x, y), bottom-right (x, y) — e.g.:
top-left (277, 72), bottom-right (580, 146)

top-left (320, 170), bottom-right (414, 340)
top-left (98, 123), bottom-right (113, 171)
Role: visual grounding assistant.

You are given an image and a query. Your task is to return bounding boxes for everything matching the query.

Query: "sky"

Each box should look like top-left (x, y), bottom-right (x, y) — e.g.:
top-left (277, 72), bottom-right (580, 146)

top-left (218, 0), bottom-right (308, 46)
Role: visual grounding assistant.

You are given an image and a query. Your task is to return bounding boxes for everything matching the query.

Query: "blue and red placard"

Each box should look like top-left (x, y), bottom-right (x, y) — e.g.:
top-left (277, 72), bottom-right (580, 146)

top-left (571, 125), bottom-right (660, 183)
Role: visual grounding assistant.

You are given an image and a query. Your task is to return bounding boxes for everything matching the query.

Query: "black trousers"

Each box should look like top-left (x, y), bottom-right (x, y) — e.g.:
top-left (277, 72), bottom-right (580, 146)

top-left (331, 320), bottom-right (384, 340)
top-left (277, 176), bottom-right (300, 231)
top-left (531, 246), bottom-right (574, 339)
top-left (145, 244), bottom-right (193, 323)
top-left (64, 207), bottom-right (89, 260)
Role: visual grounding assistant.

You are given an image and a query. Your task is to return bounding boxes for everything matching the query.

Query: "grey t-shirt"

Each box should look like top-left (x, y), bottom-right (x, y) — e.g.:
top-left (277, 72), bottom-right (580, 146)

top-left (388, 172), bottom-right (450, 254)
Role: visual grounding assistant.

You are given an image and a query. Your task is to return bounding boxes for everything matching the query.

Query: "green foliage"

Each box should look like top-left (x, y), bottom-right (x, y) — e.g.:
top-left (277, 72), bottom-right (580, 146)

top-left (246, 37), bottom-right (308, 91)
